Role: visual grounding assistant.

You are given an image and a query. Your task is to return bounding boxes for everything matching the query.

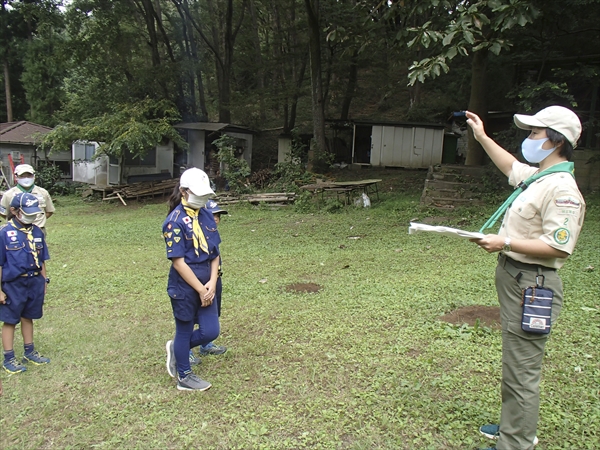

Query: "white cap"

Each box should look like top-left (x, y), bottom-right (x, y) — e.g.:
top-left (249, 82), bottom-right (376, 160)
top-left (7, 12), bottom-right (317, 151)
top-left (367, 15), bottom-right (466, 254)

top-left (514, 106), bottom-right (582, 148)
top-left (179, 168), bottom-right (215, 196)
top-left (14, 164), bottom-right (35, 176)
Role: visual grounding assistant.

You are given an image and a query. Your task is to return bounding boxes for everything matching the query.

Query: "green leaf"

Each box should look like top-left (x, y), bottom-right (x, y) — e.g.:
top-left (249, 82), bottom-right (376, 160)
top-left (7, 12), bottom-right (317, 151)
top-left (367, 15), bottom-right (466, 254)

top-left (443, 31), bottom-right (457, 46)
top-left (463, 30), bottom-right (475, 45)
top-left (490, 42), bottom-right (501, 55)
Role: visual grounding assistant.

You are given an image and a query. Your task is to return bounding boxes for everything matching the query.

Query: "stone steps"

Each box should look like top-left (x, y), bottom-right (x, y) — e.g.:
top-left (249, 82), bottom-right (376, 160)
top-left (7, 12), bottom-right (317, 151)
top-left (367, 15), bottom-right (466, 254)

top-left (420, 165), bottom-right (488, 209)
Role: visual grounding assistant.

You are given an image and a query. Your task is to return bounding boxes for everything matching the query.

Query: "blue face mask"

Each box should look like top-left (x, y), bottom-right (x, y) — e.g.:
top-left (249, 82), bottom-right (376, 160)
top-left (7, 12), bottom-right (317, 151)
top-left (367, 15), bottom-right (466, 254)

top-left (521, 138), bottom-right (556, 164)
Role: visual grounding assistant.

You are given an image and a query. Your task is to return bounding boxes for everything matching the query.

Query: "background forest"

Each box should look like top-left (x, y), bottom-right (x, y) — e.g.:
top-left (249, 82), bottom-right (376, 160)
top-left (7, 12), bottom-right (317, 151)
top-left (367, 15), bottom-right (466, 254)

top-left (1, 0), bottom-right (599, 169)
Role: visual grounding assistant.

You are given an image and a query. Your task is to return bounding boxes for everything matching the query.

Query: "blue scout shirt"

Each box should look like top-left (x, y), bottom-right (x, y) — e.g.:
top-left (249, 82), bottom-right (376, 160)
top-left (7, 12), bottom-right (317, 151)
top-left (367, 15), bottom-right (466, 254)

top-left (0, 222), bottom-right (50, 282)
top-left (163, 204), bottom-right (220, 283)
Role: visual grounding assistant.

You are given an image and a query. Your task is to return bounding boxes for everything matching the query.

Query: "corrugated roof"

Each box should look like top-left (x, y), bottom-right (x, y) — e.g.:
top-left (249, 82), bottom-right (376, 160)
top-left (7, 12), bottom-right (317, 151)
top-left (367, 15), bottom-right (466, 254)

top-left (0, 121), bottom-right (53, 145)
top-left (174, 122), bottom-right (254, 134)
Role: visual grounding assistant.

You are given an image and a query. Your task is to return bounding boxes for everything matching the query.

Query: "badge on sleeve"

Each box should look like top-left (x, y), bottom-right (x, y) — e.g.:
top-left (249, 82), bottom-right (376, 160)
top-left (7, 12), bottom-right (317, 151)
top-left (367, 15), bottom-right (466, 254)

top-left (554, 228), bottom-right (570, 245)
top-left (7, 230), bottom-right (16, 237)
top-left (555, 196), bottom-right (580, 208)
top-left (183, 217), bottom-right (191, 224)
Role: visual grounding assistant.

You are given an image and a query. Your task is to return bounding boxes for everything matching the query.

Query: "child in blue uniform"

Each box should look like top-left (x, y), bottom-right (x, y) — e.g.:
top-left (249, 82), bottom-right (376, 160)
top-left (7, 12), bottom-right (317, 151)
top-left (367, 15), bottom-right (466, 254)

top-left (1, 193), bottom-right (51, 374)
top-left (198, 200), bottom-right (228, 356)
top-left (163, 168), bottom-right (221, 391)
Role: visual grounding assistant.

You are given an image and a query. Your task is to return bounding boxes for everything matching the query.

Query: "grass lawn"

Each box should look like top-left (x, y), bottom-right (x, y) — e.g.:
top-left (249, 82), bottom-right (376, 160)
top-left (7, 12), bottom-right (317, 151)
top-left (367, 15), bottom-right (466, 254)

top-left (1, 169), bottom-right (598, 449)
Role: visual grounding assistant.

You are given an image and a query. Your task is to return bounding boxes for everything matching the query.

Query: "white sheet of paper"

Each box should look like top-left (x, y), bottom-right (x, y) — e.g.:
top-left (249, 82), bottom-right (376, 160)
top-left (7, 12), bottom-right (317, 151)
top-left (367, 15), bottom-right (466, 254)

top-left (408, 222), bottom-right (485, 239)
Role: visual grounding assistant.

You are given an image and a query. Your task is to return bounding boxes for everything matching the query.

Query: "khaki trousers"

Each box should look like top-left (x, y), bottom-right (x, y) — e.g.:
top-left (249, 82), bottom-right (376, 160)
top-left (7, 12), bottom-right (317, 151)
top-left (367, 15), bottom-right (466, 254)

top-left (494, 256), bottom-right (563, 450)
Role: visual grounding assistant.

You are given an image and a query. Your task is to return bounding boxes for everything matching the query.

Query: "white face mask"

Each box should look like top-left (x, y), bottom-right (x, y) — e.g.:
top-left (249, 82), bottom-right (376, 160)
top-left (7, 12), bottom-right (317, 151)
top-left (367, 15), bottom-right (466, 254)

top-left (19, 211), bottom-right (37, 224)
top-left (17, 177), bottom-right (35, 188)
top-left (186, 192), bottom-right (211, 209)
top-left (521, 138), bottom-right (556, 164)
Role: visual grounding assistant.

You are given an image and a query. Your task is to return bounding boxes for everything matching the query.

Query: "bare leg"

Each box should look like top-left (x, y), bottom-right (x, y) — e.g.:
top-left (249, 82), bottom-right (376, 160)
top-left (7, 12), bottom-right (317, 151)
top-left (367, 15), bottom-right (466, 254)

top-left (21, 318), bottom-right (33, 346)
top-left (1, 323), bottom-right (16, 352)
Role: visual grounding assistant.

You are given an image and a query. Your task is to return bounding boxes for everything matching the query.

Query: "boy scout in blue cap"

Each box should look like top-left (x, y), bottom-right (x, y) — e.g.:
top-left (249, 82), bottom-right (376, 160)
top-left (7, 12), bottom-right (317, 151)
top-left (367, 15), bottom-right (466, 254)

top-left (0, 193), bottom-right (51, 374)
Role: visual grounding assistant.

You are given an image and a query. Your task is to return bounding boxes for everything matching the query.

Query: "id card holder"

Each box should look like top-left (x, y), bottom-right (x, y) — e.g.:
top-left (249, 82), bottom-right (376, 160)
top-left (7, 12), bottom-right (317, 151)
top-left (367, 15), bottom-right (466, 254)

top-left (521, 272), bottom-right (553, 334)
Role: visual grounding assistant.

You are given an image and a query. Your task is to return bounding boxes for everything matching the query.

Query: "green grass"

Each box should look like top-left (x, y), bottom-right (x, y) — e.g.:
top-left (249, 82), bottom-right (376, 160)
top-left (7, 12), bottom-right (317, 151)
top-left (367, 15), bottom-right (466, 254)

top-left (1, 171), bottom-right (599, 450)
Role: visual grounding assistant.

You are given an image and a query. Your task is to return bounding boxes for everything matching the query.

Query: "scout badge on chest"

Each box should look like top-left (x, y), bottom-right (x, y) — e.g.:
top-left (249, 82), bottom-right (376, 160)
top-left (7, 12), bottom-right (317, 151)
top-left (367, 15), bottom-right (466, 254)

top-left (521, 272), bottom-right (553, 334)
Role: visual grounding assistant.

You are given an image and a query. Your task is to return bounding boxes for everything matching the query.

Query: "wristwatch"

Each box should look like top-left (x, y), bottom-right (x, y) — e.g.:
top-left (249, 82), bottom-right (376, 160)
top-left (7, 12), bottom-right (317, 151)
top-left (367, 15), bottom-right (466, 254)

top-left (45, 277), bottom-right (50, 284)
top-left (502, 237), bottom-right (512, 253)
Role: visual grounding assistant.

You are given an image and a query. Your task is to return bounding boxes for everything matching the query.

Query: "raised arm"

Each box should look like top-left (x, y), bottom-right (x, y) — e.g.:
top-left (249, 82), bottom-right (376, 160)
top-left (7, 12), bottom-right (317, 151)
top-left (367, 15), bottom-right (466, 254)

top-left (466, 111), bottom-right (517, 177)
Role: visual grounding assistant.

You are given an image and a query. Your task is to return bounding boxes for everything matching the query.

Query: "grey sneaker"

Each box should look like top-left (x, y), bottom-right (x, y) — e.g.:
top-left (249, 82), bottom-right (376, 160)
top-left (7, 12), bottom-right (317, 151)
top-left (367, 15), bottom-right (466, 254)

top-left (479, 424), bottom-right (539, 446)
top-left (165, 340), bottom-right (176, 378)
top-left (177, 373), bottom-right (212, 391)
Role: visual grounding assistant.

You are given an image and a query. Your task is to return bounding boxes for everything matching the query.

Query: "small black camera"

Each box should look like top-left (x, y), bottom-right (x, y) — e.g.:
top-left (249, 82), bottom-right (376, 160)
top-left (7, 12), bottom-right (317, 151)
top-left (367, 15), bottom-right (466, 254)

top-left (452, 111), bottom-right (467, 118)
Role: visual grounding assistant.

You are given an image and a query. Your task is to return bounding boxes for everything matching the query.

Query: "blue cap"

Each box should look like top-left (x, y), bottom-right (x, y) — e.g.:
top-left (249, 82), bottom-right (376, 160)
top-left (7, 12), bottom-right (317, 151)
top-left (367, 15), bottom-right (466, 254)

top-left (204, 199), bottom-right (227, 215)
top-left (10, 193), bottom-right (42, 214)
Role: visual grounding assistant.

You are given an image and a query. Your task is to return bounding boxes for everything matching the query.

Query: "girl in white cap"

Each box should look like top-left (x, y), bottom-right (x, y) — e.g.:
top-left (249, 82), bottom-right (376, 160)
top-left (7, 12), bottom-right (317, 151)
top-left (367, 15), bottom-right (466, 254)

top-left (466, 106), bottom-right (586, 450)
top-left (162, 168), bottom-right (221, 391)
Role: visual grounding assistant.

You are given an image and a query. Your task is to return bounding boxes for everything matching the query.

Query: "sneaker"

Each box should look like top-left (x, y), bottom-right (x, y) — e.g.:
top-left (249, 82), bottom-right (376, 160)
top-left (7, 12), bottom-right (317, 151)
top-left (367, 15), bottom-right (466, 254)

top-left (22, 350), bottom-right (50, 365)
top-left (480, 424), bottom-right (539, 446)
top-left (166, 340), bottom-right (176, 378)
top-left (177, 373), bottom-right (212, 391)
top-left (189, 350), bottom-right (201, 366)
top-left (3, 357), bottom-right (27, 374)
top-left (199, 342), bottom-right (227, 356)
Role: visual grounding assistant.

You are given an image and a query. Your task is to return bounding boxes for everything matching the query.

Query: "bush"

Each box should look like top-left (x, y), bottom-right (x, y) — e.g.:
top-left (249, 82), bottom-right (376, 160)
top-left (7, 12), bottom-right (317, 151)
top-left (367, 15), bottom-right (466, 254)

top-left (35, 163), bottom-right (78, 195)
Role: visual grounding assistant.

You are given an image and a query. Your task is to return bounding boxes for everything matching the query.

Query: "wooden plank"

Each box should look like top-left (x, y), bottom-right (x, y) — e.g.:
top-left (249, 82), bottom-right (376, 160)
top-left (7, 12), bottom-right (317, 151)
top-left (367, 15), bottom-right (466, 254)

top-left (116, 192), bottom-right (127, 206)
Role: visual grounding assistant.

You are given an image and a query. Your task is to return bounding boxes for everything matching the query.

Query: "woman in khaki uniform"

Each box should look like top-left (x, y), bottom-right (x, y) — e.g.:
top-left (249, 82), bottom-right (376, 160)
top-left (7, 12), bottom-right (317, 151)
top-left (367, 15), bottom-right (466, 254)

top-left (466, 106), bottom-right (585, 450)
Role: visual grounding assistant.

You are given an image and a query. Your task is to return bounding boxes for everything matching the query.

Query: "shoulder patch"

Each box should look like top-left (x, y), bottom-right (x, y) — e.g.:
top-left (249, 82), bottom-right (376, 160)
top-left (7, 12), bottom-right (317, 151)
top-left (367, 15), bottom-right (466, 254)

top-left (555, 196), bottom-right (580, 208)
top-left (553, 228), bottom-right (570, 245)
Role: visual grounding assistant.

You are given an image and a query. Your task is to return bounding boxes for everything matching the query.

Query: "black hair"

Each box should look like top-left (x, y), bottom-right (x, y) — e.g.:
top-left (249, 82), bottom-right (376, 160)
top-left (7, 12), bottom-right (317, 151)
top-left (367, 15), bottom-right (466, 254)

top-left (547, 128), bottom-right (574, 160)
top-left (6, 207), bottom-right (17, 221)
top-left (167, 183), bottom-right (183, 213)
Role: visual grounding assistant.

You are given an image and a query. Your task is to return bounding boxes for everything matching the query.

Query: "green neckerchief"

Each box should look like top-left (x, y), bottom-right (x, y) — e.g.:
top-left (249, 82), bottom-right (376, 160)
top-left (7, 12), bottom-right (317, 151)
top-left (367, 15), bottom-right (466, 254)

top-left (479, 161), bottom-right (575, 233)
top-left (17, 183), bottom-right (35, 193)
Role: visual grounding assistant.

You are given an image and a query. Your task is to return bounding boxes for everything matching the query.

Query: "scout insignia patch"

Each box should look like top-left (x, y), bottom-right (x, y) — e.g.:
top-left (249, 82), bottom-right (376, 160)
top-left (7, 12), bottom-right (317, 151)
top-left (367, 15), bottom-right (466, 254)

top-left (554, 228), bottom-right (570, 245)
top-left (174, 237), bottom-right (181, 243)
top-left (183, 216), bottom-right (191, 224)
top-left (167, 241), bottom-right (173, 247)
top-left (167, 223), bottom-right (172, 230)
top-left (7, 230), bottom-right (16, 237)
top-left (174, 229), bottom-right (181, 235)
top-left (555, 196), bottom-right (580, 208)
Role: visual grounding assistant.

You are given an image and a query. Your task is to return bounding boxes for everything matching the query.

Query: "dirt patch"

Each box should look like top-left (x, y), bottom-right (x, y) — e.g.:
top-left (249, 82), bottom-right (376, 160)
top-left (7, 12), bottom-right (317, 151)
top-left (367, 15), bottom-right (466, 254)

top-left (285, 283), bottom-right (322, 294)
top-left (439, 305), bottom-right (501, 329)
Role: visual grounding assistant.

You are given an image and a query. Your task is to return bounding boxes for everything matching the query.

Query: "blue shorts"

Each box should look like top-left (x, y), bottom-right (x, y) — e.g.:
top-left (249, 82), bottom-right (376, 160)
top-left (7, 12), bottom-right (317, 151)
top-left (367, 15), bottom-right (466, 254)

top-left (168, 262), bottom-right (213, 322)
top-left (0, 276), bottom-right (46, 324)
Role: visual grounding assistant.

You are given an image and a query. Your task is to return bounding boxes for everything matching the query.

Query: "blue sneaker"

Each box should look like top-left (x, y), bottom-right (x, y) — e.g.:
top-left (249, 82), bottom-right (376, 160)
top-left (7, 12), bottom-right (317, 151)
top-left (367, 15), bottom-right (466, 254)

top-left (189, 350), bottom-right (201, 366)
top-left (199, 342), bottom-right (227, 356)
top-left (480, 424), bottom-right (538, 446)
top-left (3, 357), bottom-right (27, 374)
top-left (22, 350), bottom-right (50, 365)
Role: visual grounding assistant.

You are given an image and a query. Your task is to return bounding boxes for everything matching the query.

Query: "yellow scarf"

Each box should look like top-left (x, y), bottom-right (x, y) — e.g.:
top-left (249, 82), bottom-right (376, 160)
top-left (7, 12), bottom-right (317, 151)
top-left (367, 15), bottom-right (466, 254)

top-left (9, 219), bottom-right (40, 268)
top-left (181, 198), bottom-right (209, 256)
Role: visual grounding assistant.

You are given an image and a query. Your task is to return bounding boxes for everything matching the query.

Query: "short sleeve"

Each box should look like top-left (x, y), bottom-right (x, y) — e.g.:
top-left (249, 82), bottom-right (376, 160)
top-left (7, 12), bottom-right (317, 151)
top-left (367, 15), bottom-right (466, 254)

top-left (163, 220), bottom-right (186, 259)
top-left (538, 184), bottom-right (585, 255)
top-left (508, 161), bottom-right (538, 188)
top-left (43, 189), bottom-right (55, 213)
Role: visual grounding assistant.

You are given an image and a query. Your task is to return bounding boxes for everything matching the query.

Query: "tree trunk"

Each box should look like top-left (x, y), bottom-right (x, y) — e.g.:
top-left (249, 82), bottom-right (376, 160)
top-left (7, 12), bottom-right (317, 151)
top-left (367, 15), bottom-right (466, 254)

top-left (340, 49), bottom-right (358, 121)
top-left (465, 49), bottom-right (488, 166)
top-left (3, 60), bottom-right (12, 122)
top-left (305, 0), bottom-right (327, 169)
top-left (249, 0), bottom-right (265, 120)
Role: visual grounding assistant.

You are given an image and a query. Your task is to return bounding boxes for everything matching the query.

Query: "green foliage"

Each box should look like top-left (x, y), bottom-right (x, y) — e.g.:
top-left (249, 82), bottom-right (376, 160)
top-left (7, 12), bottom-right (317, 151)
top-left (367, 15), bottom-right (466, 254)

top-left (214, 134), bottom-right (252, 195)
top-left (41, 98), bottom-right (186, 159)
top-left (403, 0), bottom-right (539, 85)
top-left (35, 162), bottom-right (79, 195)
top-left (270, 131), bottom-right (313, 192)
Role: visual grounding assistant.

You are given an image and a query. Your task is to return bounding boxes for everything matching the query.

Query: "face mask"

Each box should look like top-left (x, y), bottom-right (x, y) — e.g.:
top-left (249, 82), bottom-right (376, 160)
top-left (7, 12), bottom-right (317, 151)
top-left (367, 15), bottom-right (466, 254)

top-left (521, 138), bottom-right (556, 164)
top-left (17, 177), bottom-right (35, 188)
top-left (186, 192), bottom-right (211, 209)
top-left (19, 211), bottom-right (37, 224)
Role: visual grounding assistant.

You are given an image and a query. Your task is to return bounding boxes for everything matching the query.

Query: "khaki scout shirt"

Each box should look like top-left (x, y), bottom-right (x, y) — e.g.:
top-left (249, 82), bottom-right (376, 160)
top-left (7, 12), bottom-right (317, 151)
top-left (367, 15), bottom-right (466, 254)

top-left (0, 185), bottom-right (55, 228)
top-left (498, 161), bottom-right (585, 269)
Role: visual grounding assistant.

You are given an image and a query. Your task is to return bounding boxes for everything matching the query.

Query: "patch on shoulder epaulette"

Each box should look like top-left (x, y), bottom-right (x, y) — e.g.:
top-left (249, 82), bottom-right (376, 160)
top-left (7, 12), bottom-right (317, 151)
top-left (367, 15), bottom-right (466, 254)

top-left (554, 228), bottom-right (570, 245)
top-left (555, 196), bottom-right (580, 208)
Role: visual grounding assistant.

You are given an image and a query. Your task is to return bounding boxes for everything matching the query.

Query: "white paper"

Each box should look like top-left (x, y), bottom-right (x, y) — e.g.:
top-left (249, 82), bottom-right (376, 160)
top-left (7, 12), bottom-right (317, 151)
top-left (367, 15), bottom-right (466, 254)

top-left (408, 222), bottom-right (485, 239)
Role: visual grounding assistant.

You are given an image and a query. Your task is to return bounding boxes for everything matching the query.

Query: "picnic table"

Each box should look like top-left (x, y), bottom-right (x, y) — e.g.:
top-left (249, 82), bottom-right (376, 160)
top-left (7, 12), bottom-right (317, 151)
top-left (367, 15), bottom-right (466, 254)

top-left (300, 179), bottom-right (382, 204)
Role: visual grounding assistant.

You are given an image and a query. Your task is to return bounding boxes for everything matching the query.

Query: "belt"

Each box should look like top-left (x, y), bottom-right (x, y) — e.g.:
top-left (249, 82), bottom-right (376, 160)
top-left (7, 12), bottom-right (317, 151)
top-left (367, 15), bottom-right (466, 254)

top-left (498, 253), bottom-right (555, 280)
top-left (20, 272), bottom-right (40, 277)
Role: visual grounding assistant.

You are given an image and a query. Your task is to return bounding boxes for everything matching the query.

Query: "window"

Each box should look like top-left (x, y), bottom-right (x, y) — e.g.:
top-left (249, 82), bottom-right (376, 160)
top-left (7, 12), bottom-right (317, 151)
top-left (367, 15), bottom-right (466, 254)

top-left (74, 142), bottom-right (97, 161)
top-left (124, 148), bottom-right (156, 166)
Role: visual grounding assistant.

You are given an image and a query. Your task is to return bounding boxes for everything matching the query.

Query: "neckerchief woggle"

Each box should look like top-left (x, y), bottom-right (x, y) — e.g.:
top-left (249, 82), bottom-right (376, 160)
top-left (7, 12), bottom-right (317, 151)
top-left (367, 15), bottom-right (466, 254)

top-left (9, 218), bottom-right (40, 268)
top-left (181, 198), bottom-right (209, 256)
top-left (479, 161), bottom-right (575, 233)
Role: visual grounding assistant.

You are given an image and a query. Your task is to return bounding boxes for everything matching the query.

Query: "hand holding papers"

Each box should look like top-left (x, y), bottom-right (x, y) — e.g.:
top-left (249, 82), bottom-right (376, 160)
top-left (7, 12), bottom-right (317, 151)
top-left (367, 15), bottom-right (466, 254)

top-left (408, 222), bottom-right (485, 239)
